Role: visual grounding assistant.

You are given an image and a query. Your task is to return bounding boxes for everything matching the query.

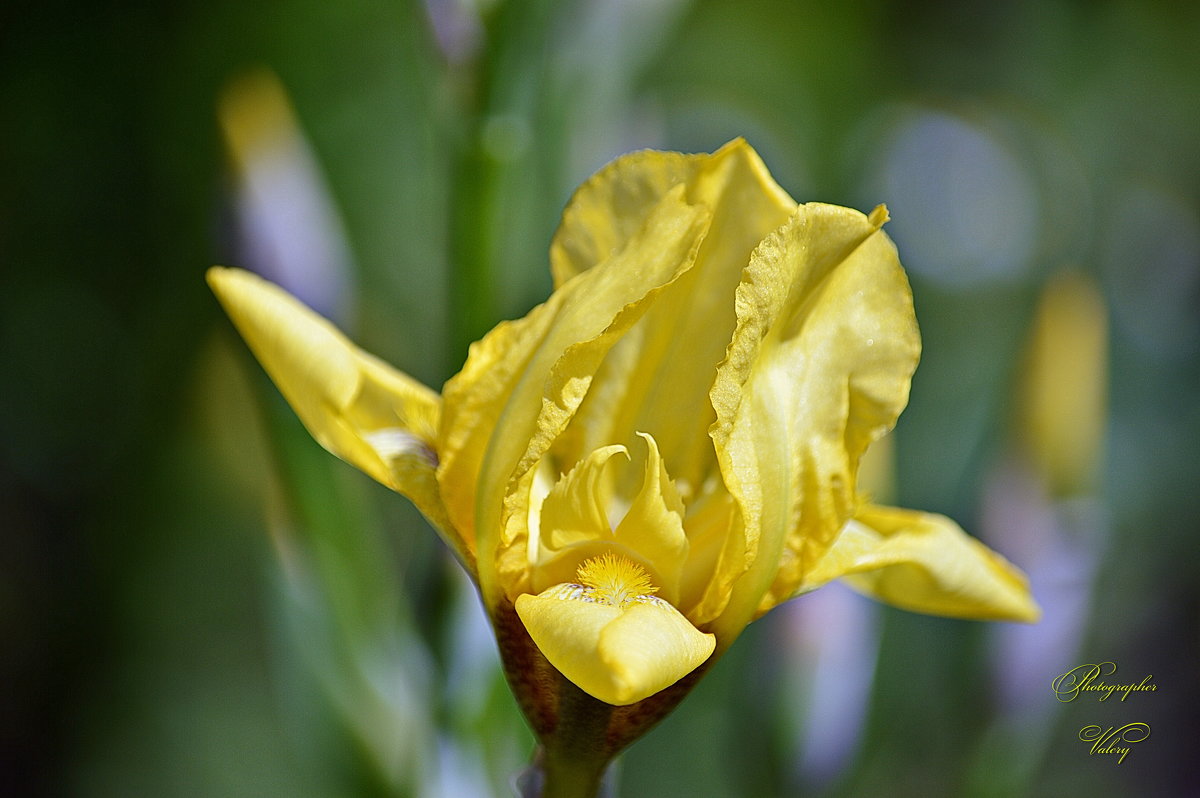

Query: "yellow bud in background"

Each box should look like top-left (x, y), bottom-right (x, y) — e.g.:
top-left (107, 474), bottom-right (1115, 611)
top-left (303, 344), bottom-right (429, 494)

top-left (1018, 271), bottom-right (1108, 497)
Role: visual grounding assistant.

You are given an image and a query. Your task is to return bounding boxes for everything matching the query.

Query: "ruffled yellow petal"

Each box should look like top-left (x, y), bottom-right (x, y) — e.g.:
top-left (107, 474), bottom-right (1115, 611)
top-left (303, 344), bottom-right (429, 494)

top-left (554, 140), bottom-right (797, 492)
top-left (550, 138), bottom-right (795, 286)
top-left (206, 267), bottom-right (468, 568)
top-left (800, 505), bottom-right (1040, 623)
top-left (437, 297), bottom-right (565, 550)
top-left (439, 185), bottom-right (710, 606)
top-left (515, 585), bottom-right (715, 706)
top-left (708, 204), bottom-right (920, 641)
top-left (550, 149), bottom-right (700, 288)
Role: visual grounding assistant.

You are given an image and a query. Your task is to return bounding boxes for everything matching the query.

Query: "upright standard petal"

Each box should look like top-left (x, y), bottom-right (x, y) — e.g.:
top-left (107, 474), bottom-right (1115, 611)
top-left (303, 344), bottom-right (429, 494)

top-left (550, 139), bottom-right (795, 285)
top-left (799, 505), bottom-right (1041, 623)
top-left (553, 139), bottom-right (797, 492)
top-left (207, 267), bottom-right (469, 569)
top-left (438, 185), bottom-right (711, 606)
top-left (708, 204), bottom-right (920, 641)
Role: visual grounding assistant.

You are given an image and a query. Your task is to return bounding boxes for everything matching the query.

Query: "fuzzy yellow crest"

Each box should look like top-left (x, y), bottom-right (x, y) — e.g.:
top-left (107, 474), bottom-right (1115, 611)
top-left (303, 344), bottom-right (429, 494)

top-left (576, 553), bottom-right (658, 608)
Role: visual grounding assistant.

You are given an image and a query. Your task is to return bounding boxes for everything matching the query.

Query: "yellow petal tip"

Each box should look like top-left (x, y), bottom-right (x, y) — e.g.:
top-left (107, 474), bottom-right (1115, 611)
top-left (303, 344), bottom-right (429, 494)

top-left (818, 507), bottom-right (1042, 625)
top-left (206, 264), bottom-right (234, 291)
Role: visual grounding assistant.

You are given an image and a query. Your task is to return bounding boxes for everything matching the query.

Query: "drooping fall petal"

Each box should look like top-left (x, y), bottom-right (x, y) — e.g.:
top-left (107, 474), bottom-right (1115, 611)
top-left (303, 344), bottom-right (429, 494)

top-left (800, 505), bottom-right (1040, 623)
top-left (206, 266), bottom-right (468, 569)
top-left (515, 556), bottom-right (715, 707)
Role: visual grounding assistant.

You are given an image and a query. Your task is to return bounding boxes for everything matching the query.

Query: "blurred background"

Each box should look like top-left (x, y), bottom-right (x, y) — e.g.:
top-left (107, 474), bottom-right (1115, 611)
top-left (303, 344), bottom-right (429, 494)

top-left (3, 0), bottom-right (1198, 795)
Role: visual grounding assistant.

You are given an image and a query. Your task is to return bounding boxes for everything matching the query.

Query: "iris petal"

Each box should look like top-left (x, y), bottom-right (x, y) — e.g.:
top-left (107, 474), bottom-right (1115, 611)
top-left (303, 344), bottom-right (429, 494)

top-left (444, 185), bottom-right (711, 605)
top-left (801, 505), bottom-right (1040, 623)
top-left (515, 588), bottom-right (715, 706)
top-left (206, 267), bottom-right (468, 568)
top-left (550, 138), bottom-right (795, 287)
top-left (555, 140), bottom-right (797, 492)
top-left (709, 204), bottom-right (919, 640)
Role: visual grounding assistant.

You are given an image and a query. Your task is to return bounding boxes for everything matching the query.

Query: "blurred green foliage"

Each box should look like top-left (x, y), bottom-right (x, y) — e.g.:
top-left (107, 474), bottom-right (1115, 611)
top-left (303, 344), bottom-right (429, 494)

top-left (3, 0), bottom-right (1198, 796)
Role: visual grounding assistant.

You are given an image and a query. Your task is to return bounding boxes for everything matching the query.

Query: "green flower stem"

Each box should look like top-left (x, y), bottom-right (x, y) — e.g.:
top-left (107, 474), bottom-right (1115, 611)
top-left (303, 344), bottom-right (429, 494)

top-left (537, 679), bottom-right (616, 798)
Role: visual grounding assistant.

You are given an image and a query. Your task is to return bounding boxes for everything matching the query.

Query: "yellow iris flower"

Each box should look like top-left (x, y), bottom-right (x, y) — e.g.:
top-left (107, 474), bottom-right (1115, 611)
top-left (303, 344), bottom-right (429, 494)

top-left (209, 138), bottom-right (1037, 764)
